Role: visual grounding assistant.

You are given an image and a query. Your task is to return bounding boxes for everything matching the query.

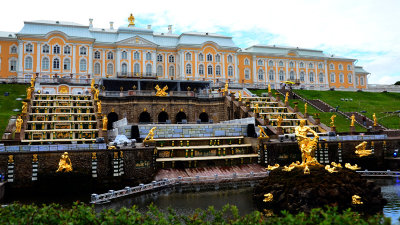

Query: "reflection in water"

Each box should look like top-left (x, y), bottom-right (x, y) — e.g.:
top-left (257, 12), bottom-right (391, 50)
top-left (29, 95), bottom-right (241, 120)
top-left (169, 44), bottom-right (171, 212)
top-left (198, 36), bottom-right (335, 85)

top-left (375, 178), bottom-right (400, 224)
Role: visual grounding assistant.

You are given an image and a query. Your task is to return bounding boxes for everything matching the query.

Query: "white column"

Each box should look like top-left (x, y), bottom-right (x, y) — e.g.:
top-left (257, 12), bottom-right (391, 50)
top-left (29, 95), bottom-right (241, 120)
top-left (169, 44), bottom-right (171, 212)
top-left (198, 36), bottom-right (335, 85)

top-left (72, 45), bottom-right (76, 75)
top-left (235, 54), bottom-right (239, 82)
top-left (102, 50), bottom-right (106, 77)
top-left (296, 61), bottom-right (299, 80)
top-left (127, 50), bottom-right (131, 73)
top-left (88, 45), bottom-right (93, 75)
top-left (152, 51), bottom-right (156, 75)
top-left (265, 59), bottom-right (268, 83)
top-left (116, 49), bottom-right (121, 76)
top-left (275, 60), bottom-right (278, 87)
top-left (17, 41), bottom-right (23, 78)
top-left (221, 53), bottom-right (225, 78)
top-left (285, 60), bottom-right (288, 81)
top-left (36, 42), bottom-right (41, 73)
top-left (305, 62), bottom-right (309, 87)
top-left (194, 51), bottom-right (198, 80)
top-left (252, 56), bottom-right (257, 83)
top-left (142, 51), bottom-right (145, 75)
top-left (180, 51), bottom-right (184, 80)
top-left (164, 53), bottom-right (167, 79)
top-left (324, 60), bottom-right (329, 87)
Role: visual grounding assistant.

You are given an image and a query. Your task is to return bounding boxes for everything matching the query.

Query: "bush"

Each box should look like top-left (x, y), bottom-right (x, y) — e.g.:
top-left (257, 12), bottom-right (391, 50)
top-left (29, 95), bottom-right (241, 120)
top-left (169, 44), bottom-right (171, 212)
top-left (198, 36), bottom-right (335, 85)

top-left (0, 202), bottom-right (390, 224)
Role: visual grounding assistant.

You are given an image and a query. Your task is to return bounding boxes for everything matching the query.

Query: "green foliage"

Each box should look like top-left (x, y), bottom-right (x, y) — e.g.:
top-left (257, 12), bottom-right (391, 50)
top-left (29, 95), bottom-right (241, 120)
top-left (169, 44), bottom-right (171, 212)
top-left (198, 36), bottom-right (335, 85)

top-left (394, 81), bottom-right (400, 85)
top-left (0, 202), bottom-right (388, 224)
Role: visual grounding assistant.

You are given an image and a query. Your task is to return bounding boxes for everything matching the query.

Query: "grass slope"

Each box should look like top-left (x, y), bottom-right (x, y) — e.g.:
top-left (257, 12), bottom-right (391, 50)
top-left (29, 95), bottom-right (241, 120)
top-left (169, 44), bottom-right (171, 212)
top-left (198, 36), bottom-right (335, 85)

top-left (0, 84), bottom-right (28, 138)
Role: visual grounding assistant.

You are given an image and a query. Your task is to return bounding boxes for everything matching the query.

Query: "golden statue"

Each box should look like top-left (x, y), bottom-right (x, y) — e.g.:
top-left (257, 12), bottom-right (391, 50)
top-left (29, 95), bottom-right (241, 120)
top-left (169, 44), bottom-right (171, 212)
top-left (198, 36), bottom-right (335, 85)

top-left (224, 83), bottom-right (229, 93)
top-left (331, 162), bottom-right (342, 168)
top-left (373, 113), bottom-right (377, 126)
top-left (345, 163), bottom-right (361, 170)
top-left (30, 76), bottom-right (35, 88)
top-left (91, 79), bottom-right (95, 90)
top-left (325, 165), bottom-right (338, 173)
top-left (266, 164), bottom-right (279, 171)
top-left (33, 154), bottom-right (38, 162)
top-left (257, 125), bottom-right (269, 138)
top-left (304, 103), bottom-right (308, 115)
top-left (26, 87), bottom-right (33, 100)
top-left (15, 115), bottom-right (23, 133)
top-left (56, 152), bottom-right (73, 172)
top-left (355, 141), bottom-right (372, 157)
top-left (276, 115), bottom-right (283, 127)
top-left (94, 88), bottom-right (99, 101)
top-left (268, 84), bottom-right (271, 93)
top-left (22, 102), bottom-right (28, 114)
top-left (102, 115), bottom-right (108, 131)
top-left (284, 92), bottom-right (289, 104)
top-left (350, 114), bottom-right (355, 126)
top-left (238, 92), bottom-right (242, 102)
top-left (282, 164), bottom-right (296, 172)
top-left (352, 195), bottom-right (363, 205)
top-left (144, 127), bottom-right (156, 141)
top-left (295, 119), bottom-right (319, 165)
top-left (128, 13), bottom-right (135, 26)
top-left (155, 85), bottom-right (168, 96)
top-left (8, 155), bottom-right (14, 163)
top-left (255, 103), bottom-right (259, 113)
top-left (330, 114), bottom-right (336, 127)
top-left (263, 193), bottom-right (273, 202)
top-left (97, 101), bottom-right (102, 113)
top-left (304, 164), bottom-right (310, 174)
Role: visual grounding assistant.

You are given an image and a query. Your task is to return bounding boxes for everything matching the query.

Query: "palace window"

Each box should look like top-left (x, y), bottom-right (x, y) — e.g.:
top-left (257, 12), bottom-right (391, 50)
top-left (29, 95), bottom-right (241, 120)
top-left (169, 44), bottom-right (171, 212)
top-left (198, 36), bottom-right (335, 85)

top-left (64, 58), bottom-right (71, 70)
top-left (146, 52), bottom-right (152, 61)
top-left (169, 55), bottom-right (174, 63)
top-left (309, 71), bottom-right (314, 82)
top-left (10, 46), bottom-right (17, 54)
top-left (80, 46), bottom-right (87, 55)
top-left (330, 73), bottom-right (335, 83)
top-left (299, 62), bottom-right (304, 68)
top-left (318, 63), bottom-right (323, 69)
top-left (107, 52), bottom-right (114, 60)
top-left (279, 61), bottom-right (284, 67)
top-left (42, 44), bottom-right (50, 54)
top-left (338, 64), bottom-right (343, 70)
top-left (227, 55), bottom-right (233, 63)
top-left (228, 66), bottom-right (233, 76)
top-left (319, 73), bottom-right (324, 83)
top-left (244, 58), bottom-right (250, 65)
top-left (94, 63), bottom-right (101, 75)
top-left (25, 43), bottom-right (33, 53)
top-left (289, 71), bottom-right (295, 80)
top-left (347, 65), bottom-right (352, 70)
top-left (52, 58), bottom-right (60, 70)
top-left (157, 54), bottom-right (163, 62)
top-left (215, 54), bottom-right (221, 62)
top-left (25, 56), bottom-right (33, 69)
top-left (216, 65), bottom-right (221, 76)
top-left (169, 66), bottom-right (175, 76)
top-left (53, 45), bottom-right (60, 54)
top-left (348, 73), bottom-right (352, 83)
top-left (80, 59), bottom-right (87, 71)
top-left (279, 70), bottom-right (284, 81)
top-left (258, 59), bottom-right (263, 66)
top-left (360, 77), bottom-right (364, 85)
top-left (356, 76), bottom-right (359, 85)
top-left (134, 51), bottom-right (140, 60)
top-left (10, 59), bottom-right (17, 71)
top-left (268, 60), bottom-right (273, 67)
top-left (207, 53), bottom-right (213, 62)
top-left (42, 58), bottom-right (49, 70)
top-left (186, 64), bottom-right (192, 74)
top-left (245, 69), bottom-right (250, 79)
top-left (309, 63), bottom-right (313, 68)
top-left (122, 51), bottom-right (127, 60)
top-left (330, 64), bottom-right (334, 70)
top-left (289, 61), bottom-right (294, 68)
top-left (198, 53), bottom-right (204, 61)
top-left (269, 70), bottom-right (274, 80)
top-left (339, 73), bottom-right (344, 83)
top-left (199, 64), bottom-right (204, 75)
top-left (258, 69), bottom-right (264, 80)
top-left (300, 71), bottom-right (305, 82)
top-left (122, 63), bottom-right (128, 75)
top-left (146, 64), bottom-right (152, 75)
top-left (107, 63), bottom-right (114, 75)
top-left (94, 51), bottom-right (101, 59)
top-left (64, 45), bottom-right (71, 55)
top-left (134, 63), bottom-right (140, 74)
top-left (207, 65), bottom-right (213, 75)
top-left (185, 52), bottom-right (192, 61)
top-left (157, 65), bottom-right (163, 76)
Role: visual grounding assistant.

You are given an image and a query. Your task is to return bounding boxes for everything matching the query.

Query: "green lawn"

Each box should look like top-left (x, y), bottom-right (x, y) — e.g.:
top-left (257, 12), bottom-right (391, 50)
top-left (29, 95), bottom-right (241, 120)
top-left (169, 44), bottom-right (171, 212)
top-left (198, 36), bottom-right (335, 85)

top-left (294, 90), bottom-right (400, 129)
top-left (0, 84), bottom-right (28, 138)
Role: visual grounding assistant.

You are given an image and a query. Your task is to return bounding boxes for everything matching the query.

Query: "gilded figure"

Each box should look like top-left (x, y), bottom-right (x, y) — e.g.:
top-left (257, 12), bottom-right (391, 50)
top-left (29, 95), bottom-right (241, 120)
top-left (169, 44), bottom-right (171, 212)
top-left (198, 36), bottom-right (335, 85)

top-left (304, 103), bottom-right (308, 115)
top-left (355, 141), bottom-right (372, 157)
top-left (295, 119), bottom-right (319, 165)
top-left (285, 92), bottom-right (289, 104)
top-left (97, 101), bottom-right (102, 113)
top-left (22, 102), bottom-right (28, 114)
top-left (144, 127), bottom-right (157, 141)
top-left (238, 92), bottom-right (242, 102)
top-left (350, 114), bottom-right (355, 126)
top-left (352, 195), bottom-right (363, 205)
top-left (15, 115), bottom-right (23, 133)
top-left (263, 193), bottom-right (273, 202)
top-left (56, 152), bottom-right (73, 172)
top-left (257, 125), bottom-right (269, 138)
top-left (155, 85), bottom-right (168, 96)
top-left (330, 114), bottom-right (336, 127)
top-left (373, 113), bottom-right (377, 126)
top-left (102, 115), bottom-right (108, 131)
top-left (276, 115), bottom-right (283, 127)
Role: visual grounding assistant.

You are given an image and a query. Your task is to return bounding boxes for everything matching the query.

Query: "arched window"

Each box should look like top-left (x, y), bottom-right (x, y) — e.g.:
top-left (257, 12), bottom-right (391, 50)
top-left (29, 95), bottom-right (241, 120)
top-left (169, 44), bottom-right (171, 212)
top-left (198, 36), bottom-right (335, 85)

top-left (53, 45), bottom-right (60, 54)
top-left (289, 61), bottom-right (294, 68)
top-left (146, 64), bottom-right (152, 75)
top-left (216, 65), bottom-right (221, 76)
top-left (42, 58), bottom-right (49, 70)
top-left (299, 62), bottom-right (304, 68)
top-left (244, 58), bottom-right (250, 65)
top-left (157, 65), bottom-right (163, 76)
top-left (348, 73), bottom-right (352, 83)
top-left (279, 61), bottom-right (284, 67)
top-left (207, 65), bottom-right (213, 75)
top-left (79, 46), bottom-right (87, 55)
top-left (169, 66), bottom-right (174, 76)
top-left (207, 53), bottom-right (213, 62)
top-left (64, 45), bottom-right (71, 55)
top-left (146, 52), bottom-right (152, 60)
top-left (134, 51), bottom-right (140, 60)
top-left (318, 63), bottom-right (323, 69)
top-left (63, 58), bottom-right (71, 70)
top-left (186, 64), bottom-right (192, 74)
top-left (289, 71), bottom-right (295, 80)
top-left (25, 43), bottom-right (33, 53)
top-left (227, 55), bottom-right (233, 63)
top-left (107, 63), bottom-right (114, 75)
top-left (215, 54), bottom-right (221, 62)
top-left (107, 52), bottom-right (114, 60)
top-left (268, 60), bottom-right (273, 67)
top-left (339, 73), bottom-right (344, 83)
top-left (300, 71), bottom-right (305, 82)
top-left (330, 73), bottom-right (335, 83)
top-left (228, 66), bottom-right (233, 76)
top-left (198, 53), bottom-right (204, 61)
top-left (9, 59), bottom-right (17, 71)
top-left (269, 70), bottom-right (274, 80)
top-left (185, 52), bottom-right (192, 61)
top-left (80, 59), bottom-right (87, 71)
top-left (338, 64), bottom-right (343, 70)
top-left (134, 63), bottom-right (140, 74)
top-left (169, 55), bottom-right (174, 63)
top-left (258, 69), bottom-right (264, 80)
top-left (122, 51), bottom-right (127, 60)
top-left (279, 70), bottom-right (284, 81)
top-left (330, 64), bottom-right (334, 70)
top-left (157, 54), bottom-right (163, 62)
top-left (309, 71), bottom-right (314, 82)
top-left (94, 63), bottom-right (101, 75)
top-left (199, 64), bottom-right (204, 75)
top-left (42, 44), bottom-right (50, 54)
top-left (25, 56), bottom-right (33, 70)
top-left (308, 63), bottom-right (313, 68)
top-left (319, 73), bottom-right (324, 83)
top-left (347, 65), bottom-right (352, 70)
top-left (10, 46), bottom-right (17, 54)
top-left (356, 76), bottom-right (359, 85)
top-left (94, 51), bottom-right (101, 59)
top-left (361, 77), bottom-right (364, 85)
top-left (245, 69), bottom-right (250, 79)
top-left (258, 59), bottom-right (263, 66)
top-left (122, 63), bottom-right (128, 75)
top-left (52, 58), bottom-right (59, 70)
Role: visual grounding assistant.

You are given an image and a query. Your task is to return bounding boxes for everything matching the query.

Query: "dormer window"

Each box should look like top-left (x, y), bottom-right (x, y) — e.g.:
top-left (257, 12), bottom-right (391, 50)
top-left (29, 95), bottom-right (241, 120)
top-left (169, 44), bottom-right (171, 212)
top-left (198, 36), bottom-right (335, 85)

top-left (42, 44), bottom-right (50, 54)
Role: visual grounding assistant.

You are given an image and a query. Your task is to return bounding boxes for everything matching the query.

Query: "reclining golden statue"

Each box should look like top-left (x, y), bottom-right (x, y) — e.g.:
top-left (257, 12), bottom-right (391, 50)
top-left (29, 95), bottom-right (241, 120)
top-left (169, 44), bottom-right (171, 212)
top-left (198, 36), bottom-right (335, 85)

top-left (355, 141), bottom-right (372, 157)
top-left (155, 85), bottom-right (168, 96)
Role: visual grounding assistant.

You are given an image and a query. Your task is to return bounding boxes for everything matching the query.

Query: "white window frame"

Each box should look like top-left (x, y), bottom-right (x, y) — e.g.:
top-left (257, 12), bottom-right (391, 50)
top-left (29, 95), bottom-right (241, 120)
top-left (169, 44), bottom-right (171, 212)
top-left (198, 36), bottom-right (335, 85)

top-left (146, 52), bottom-right (152, 61)
top-left (185, 52), bottom-right (192, 61)
top-left (168, 55), bottom-right (174, 63)
top-left (169, 66), bottom-right (174, 76)
top-left (199, 64), bottom-right (204, 75)
top-left (42, 57), bottom-right (50, 70)
top-left (9, 58), bottom-right (17, 72)
top-left (107, 63), bottom-right (114, 75)
top-left (107, 52), bottom-right (114, 60)
top-left (121, 63), bottom-right (128, 75)
top-left (134, 51), bottom-right (140, 60)
top-left (145, 63), bottom-right (152, 75)
top-left (80, 58), bottom-right (87, 71)
top-left (134, 63), bottom-right (140, 74)
top-left (207, 65), bottom-right (213, 75)
top-left (348, 73), bottom-right (352, 84)
top-left (198, 53), bottom-right (204, 62)
top-left (53, 45), bottom-right (60, 54)
top-left (156, 65), bottom-right (163, 76)
top-left (25, 56), bottom-right (33, 70)
top-left (228, 66), bottom-right (233, 76)
top-left (206, 53), bottom-right (213, 62)
top-left (215, 54), bottom-right (221, 62)
top-left (245, 69), bottom-right (250, 79)
top-left (79, 46), bottom-right (87, 55)
top-left (94, 51), bottom-right (101, 59)
top-left (269, 70), bottom-right (274, 80)
top-left (227, 55), bottom-right (233, 63)
top-left (279, 70), bottom-right (284, 81)
top-left (244, 58), bottom-right (250, 65)
top-left (216, 65), bottom-right (221, 76)
top-left (64, 58), bottom-right (71, 70)
top-left (94, 62), bottom-right (101, 75)
top-left (64, 45), bottom-right (71, 55)
top-left (53, 58), bottom-right (60, 70)
top-left (42, 44), bottom-right (50, 54)
top-left (258, 69), bottom-right (264, 80)
top-left (300, 71), bottom-right (305, 82)
top-left (330, 73), bottom-right (335, 83)
top-left (157, 54), bottom-right (163, 62)
top-left (186, 63), bottom-right (192, 74)
top-left (122, 51), bottom-right (127, 60)
top-left (25, 43), bottom-right (33, 53)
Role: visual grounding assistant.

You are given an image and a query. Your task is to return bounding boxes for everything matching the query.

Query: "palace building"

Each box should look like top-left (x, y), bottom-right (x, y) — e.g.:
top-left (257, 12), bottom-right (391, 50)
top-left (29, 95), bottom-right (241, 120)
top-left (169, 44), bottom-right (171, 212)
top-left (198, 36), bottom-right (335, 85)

top-left (0, 15), bottom-right (369, 89)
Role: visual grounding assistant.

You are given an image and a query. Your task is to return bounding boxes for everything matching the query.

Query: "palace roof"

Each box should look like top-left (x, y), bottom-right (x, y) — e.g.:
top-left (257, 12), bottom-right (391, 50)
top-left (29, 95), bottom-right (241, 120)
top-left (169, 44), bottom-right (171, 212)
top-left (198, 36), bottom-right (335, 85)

top-left (355, 66), bottom-right (369, 74)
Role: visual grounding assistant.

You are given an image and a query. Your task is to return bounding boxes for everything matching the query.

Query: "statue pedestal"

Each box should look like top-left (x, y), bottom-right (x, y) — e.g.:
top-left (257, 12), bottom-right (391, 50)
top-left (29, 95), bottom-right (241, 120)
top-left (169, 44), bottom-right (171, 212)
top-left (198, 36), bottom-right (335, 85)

top-left (268, 92), bottom-right (272, 98)
top-left (373, 125), bottom-right (380, 132)
top-left (293, 104), bottom-right (299, 112)
top-left (314, 118), bottom-right (320, 125)
top-left (276, 127), bottom-right (283, 135)
top-left (350, 126), bottom-right (356, 134)
top-left (276, 95), bottom-right (281, 102)
top-left (330, 126), bottom-right (336, 133)
top-left (143, 140), bottom-right (156, 147)
top-left (258, 136), bottom-right (270, 144)
top-left (14, 132), bottom-right (21, 140)
top-left (304, 113), bottom-right (309, 118)
top-left (285, 102), bottom-right (289, 107)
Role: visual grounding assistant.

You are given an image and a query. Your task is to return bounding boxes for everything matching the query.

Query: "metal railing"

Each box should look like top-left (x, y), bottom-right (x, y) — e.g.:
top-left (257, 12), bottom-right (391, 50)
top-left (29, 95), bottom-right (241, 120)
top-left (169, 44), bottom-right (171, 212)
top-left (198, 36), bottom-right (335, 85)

top-left (116, 72), bottom-right (158, 79)
top-left (102, 90), bottom-right (224, 98)
top-left (90, 171), bottom-right (269, 204)
top-left (357, 170), bottom-right (400, 177)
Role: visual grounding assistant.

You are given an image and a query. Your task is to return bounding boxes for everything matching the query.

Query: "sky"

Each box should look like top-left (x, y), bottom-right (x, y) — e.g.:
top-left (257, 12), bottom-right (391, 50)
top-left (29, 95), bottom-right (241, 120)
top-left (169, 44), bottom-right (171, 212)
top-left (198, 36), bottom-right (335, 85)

top-left (1, 0), bottom-right (399, 84)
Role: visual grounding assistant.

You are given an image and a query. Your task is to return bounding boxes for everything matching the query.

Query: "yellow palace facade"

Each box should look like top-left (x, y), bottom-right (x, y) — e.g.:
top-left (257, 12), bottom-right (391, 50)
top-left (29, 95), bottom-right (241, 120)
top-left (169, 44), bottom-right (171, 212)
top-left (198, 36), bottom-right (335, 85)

top-left (0, 16), bottom-right (369, 89)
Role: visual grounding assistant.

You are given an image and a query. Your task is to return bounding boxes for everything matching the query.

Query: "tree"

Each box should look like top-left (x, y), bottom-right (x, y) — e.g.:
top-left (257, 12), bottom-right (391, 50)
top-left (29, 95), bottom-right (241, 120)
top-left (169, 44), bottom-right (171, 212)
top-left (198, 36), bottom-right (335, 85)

top-left (395, 81), bottom-right (400, 85)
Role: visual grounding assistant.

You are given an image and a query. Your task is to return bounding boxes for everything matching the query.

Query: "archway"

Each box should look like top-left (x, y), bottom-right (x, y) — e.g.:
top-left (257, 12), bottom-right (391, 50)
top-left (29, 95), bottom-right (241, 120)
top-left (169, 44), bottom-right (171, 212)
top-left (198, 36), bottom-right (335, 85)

top-left (139, 111), bottom-right (151, 123)
top-left (199, 112), bottom-right (209, 123)
top-left (158, 111), bottom-right (169, 123)
top-left (175, 111), bottom-right (187, 123)
top-left (107, 112), bottom-right (118, 130)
